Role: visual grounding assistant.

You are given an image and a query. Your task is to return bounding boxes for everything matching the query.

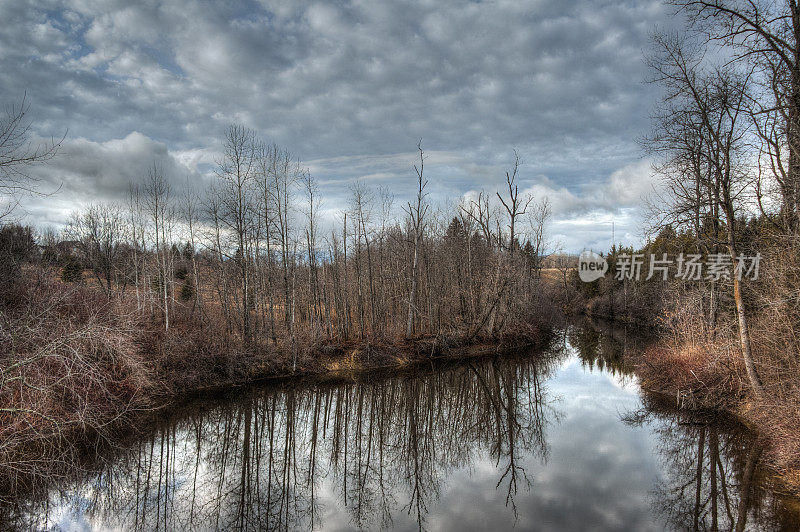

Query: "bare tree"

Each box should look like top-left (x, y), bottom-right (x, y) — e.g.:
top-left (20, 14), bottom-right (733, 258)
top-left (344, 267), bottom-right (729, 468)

top-left (271, 146), bottom-right (299, 357)
top-left (216, 125), bottom-right (257, 342)
top-left (0, 94), bottom-right (62, 219)
top-left (497, 151), bottom-right (533, 256)
top-left (65, 203), bottom-right (128, 296)
top-left (673, 0), bottom-right (800, 232)
top-left (304, 172), bottom-right (323, 333)
top-left (143, 164), bottom-right (174, 331)
top-left (404, 141), bottom-right (429, 337)
top-left (182, 178), bottom-right (203, 316)
top-left (127, 185), bottom-right (147, 313)
top-left (255, 142), bottom-right (278, 344)
top-left (525, 198), bottom-right (552, 281)
top-left (648, 32), bottom-right (764, 395)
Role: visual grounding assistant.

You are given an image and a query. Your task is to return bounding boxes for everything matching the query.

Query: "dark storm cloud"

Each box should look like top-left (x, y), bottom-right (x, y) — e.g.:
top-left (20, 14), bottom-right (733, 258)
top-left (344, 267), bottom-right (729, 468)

top-left (0, 0), bottom-right (676, 250)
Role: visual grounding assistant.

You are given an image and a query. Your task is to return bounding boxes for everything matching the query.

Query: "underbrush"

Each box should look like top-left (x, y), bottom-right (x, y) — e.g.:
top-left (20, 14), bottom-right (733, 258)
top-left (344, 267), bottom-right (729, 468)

top-left (0, 279), bottom-right (151, 495)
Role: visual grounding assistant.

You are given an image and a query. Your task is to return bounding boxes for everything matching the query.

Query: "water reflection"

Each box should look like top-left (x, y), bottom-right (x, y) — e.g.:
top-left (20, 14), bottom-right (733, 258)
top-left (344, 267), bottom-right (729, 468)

top-left (572, 320), bottom-right (800, 531)
top-left (14, 352), bottom-right (559, 531)
top-left (4, 324), bottom-right (800, 531)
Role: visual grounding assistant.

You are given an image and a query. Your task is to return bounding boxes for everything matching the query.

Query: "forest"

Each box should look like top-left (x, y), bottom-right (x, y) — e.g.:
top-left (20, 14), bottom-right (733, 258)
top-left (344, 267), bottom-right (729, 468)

top-left (562, 0), bottom-right (800, 492)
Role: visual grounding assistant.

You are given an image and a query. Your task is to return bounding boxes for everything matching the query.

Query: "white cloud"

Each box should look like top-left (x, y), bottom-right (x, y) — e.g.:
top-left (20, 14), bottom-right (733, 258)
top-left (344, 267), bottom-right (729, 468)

top-left (605, 159), bottom-right (658, 207)
top-left (18, 131), bottom-right (204, 226)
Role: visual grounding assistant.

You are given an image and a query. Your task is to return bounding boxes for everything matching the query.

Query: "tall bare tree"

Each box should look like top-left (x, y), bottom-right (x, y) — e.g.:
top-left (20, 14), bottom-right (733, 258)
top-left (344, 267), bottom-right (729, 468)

top-left (181, 178), bottom-right (203, 316)
top-left (673, 0), bottom-right (800, 232)
top-left (303, 172), bottom-right (322, 332)
top-left (143, 164), bottom-right (174, 331)
top-left (216, 125), bottom-right (257, 342)
top-left (497, 151), bottom-right (532, 256)
top-left (404, 142), bottom-right (429, 337)
top-left (648, 32), bottom-right (764, 395)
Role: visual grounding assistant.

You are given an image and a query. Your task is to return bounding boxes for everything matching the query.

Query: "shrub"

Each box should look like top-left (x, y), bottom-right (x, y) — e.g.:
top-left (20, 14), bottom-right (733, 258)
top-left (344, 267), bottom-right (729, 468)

top-left (61, 256), bottom-right (84, 283)
top-left (175, 265), bottom-right (189, 280)
top-left (0, 224), bottom-right (35, 288)
top-left (41, 246), bottom-right (59, 266)
top-left (0, 282), bottom-right (151, 493)
top-left (180, 277), bottom-right (195, 301)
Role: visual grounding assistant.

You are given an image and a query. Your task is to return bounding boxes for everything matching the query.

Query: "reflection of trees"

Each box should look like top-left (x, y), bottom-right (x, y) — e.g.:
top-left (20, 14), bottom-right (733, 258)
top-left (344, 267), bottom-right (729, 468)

top-left (588, 317), bottom-right (800, 532)
top-left (566, 320), bottom-right (639, 378)
top-left (626, 396), bottom-right (800, 531)
top-left (9, 321), bottom-right (799, 531)
top-left (18, 353), bottom-right (558, 531)
top-left (581, 318), bottom-right (800, 532)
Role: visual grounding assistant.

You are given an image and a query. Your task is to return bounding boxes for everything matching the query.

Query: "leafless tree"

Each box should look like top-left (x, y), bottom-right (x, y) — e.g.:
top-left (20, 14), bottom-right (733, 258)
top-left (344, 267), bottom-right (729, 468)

top-left (127, 184), bottom-right (147, 313)
top-left (525, 198), bottom-right (552, 281)
top-left (65, 203), bottom-right (128, 296)
top-left (0, 94), bottom-right (62, 219)
top-left (143, 164), bottom-right (174, 331)
top-left (216, 125), bottom-right (257, 342)
top-left (672, 0), bottom-right (800, 232)
top-left (647, 32), bottom-right (764, 395)
top-left (303, 172), bottom-right (322, 334)
top-left (497, 151), bottom-right (533, 256)
top-left (404, 141), bottom-right (429, 337)
top-left (181, 178), bottom-right (203, 316)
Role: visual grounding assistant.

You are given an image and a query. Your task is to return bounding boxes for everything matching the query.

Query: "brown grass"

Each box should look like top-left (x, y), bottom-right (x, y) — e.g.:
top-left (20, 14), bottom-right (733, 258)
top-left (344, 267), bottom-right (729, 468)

top-left (636, 320), bottom-right (800, 495)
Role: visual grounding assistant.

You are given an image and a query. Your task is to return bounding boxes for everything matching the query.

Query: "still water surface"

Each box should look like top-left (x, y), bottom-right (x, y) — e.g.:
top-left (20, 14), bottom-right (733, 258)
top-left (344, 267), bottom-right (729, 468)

top-left (11, 324), bottom-right (800, 531)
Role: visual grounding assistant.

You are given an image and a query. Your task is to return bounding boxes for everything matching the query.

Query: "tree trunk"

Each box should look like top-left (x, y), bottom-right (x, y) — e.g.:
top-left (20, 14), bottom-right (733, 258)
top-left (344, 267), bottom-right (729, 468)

top-left (406, 230), bottom-right (419, 337)
top-left (735, 443), bottom-right (761, 532)
top-left (725, 209), bottom-right (764, 398)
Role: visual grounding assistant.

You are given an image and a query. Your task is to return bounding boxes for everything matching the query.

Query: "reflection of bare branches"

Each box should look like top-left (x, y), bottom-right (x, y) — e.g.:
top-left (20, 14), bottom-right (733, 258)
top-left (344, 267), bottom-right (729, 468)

top-left (6, 352), bottom-right (558, 530)
top-left (624, 400), bottom-right (783, 532)
top-left (4, 321), bottom-right (799, 530)
top-left (607, 313), bottom-right (798, 532)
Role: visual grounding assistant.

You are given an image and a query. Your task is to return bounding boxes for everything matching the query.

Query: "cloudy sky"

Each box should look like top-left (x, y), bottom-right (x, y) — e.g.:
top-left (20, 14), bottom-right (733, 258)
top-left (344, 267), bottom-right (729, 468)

top-left (1, 0), bottom-right (678, 252)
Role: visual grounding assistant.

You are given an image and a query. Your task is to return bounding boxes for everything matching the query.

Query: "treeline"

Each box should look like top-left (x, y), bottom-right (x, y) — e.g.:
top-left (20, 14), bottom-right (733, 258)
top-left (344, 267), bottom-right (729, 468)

top-left (0, 92), bottom-right (564, 491)
top-left (15, 129), bottom-right (555, 361)
top-left (0, 99), bottom-right (564, 492)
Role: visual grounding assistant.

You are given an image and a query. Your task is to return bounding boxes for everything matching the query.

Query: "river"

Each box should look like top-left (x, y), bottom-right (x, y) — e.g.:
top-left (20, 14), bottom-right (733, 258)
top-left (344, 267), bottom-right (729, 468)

top-left (5, 323), bottom-right (800, 531)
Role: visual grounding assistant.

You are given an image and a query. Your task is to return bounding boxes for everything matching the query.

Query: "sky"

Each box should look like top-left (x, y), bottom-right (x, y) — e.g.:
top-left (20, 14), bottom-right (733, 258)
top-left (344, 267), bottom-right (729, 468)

top-left (0, 0), bottom-right (679, 252)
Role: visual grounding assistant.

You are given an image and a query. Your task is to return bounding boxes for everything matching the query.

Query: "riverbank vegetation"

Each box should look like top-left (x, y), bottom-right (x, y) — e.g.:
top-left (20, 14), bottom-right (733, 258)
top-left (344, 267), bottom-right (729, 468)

top-left (8, 323), bottom-right (798, 531)
top-left (6, 0), bottom-right (800, 513)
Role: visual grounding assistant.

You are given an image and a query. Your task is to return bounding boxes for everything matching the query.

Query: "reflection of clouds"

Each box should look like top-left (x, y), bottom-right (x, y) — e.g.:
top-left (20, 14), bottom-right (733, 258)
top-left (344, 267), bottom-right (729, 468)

top-left (425, 358), bottom-right (661, 531)
top-left (551, 357), bottom-right (640, 403)
top-left (604, 372), bottom-right (641, 393)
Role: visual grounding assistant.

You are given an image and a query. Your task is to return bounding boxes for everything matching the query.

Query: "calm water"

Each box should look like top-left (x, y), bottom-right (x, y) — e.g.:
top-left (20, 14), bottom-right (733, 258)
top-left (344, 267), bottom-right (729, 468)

top-left (5, 324), bottom-right (800, 531)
